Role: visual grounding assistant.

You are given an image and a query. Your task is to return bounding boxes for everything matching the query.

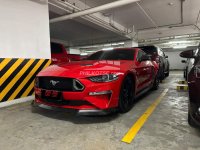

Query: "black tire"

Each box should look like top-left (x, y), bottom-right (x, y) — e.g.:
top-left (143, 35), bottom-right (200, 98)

top-left (165, 71), bottom-right (169, 77)
top-left (185, 69), bottom-right (188, 81)
top-left (183, 67), bottom-right (187, 79)
top-left (159, 67), bottom-right (165, 81)
top-left (152, 75), bottom-right (159, 90)
top-left (118, 76), bottom-right (135, 113)
top-left (188, 113), bottom-right (197, 127)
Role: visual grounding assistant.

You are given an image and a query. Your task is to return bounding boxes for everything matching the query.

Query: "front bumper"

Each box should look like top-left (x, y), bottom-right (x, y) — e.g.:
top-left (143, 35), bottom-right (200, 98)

top-left (188, 71), bottom-right (200, 126)
top-left (34, 78), bottom-right (122, 110)
top-left (189, 102), bottom-right (200, 126)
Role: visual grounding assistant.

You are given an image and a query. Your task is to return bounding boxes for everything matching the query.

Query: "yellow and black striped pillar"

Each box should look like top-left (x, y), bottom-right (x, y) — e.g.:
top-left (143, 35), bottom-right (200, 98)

top-left (0, 58), bottom-right (51, 102)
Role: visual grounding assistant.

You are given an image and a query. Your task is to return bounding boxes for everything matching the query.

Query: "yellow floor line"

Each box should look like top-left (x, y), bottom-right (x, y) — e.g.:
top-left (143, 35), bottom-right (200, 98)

top-left (121, 89), bottom-right (168, 144)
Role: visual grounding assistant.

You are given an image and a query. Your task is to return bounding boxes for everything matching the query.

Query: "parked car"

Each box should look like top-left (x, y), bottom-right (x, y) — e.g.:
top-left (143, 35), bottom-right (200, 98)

top-left (33, 48), bottom-right (159, 113)
top-left (68, 54), bottom-right (88, 61)
top-left (51, 42), bottom-right (69, 64)
top-left (180, 44), bottom-right (200, 127)
top-left (181, 50), bottom-right (197, 80)
top-left (137, 45), bottom-right (170, 80)
top-left (68, 54), bottom-right (81, 61)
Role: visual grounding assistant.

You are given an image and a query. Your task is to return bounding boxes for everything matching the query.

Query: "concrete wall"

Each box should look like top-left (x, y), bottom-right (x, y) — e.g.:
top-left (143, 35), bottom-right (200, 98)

top-left (0, 0), bottom-right (50, 59)
top-left (165, 51), bottom-right (185, 70)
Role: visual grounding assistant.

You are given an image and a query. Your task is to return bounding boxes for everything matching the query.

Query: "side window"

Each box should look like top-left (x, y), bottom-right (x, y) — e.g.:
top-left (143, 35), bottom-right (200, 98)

top-left (137, 50), bottom-right (145, 61)
top-left (162, 51), bottom-right (165, 57)
top-left (159, 49), bottom-right (164, 57)
top-left (158, 48), bottom-right (163, 57)
top-left (195, 49), bottom-right (199, 56)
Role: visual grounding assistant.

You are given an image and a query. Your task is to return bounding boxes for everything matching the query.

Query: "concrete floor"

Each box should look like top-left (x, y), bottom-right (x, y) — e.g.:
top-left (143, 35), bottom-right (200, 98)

top-left (0, 71), bottom-right (200, 150)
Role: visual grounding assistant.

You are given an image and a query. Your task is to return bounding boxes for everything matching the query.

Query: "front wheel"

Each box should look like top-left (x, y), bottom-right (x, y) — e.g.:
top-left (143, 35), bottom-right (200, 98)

top-left (152, 75), bottom-right (159, 90)
top-left (188, 113), bottom-right (197, 127)
top-left (165, 71), bottom-right (169, 77)
top-left (118, 76), bottom-right (135, 113)
top-left (158, 67), bottom-right (165, 81)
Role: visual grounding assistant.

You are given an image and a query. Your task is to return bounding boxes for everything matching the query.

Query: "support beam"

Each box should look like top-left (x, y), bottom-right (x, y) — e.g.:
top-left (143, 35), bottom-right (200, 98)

top-left (50, 0), bottom-right (139, 23)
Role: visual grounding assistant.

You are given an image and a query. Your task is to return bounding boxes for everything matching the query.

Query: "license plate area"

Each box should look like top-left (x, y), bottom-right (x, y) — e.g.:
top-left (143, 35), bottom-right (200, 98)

top-left (41, 90), bottom-right (61, 100)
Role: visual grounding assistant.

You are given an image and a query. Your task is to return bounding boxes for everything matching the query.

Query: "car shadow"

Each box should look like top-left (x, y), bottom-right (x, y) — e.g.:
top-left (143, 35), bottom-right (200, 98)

top-left (31, 104), bottom-right (119, 124)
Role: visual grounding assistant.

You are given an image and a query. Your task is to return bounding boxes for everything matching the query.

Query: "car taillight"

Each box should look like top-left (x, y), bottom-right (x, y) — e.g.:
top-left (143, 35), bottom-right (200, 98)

top-left (155, 56), bottom-right (160, 63)
top-left (194, 65), bottom-right (200, 78)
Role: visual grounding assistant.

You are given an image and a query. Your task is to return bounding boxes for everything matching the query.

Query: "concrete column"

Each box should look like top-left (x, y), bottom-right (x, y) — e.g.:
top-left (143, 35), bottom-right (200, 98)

top-left (69, 48), bottom-right (81, 54)
top-left (0, 0), bottom-right (51, 103)
top-left (124, 40), bottom-right (138, 47)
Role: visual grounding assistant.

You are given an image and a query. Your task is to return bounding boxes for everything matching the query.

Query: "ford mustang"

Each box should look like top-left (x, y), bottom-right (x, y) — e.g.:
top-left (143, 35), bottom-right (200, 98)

top-left (33, 48), bottom-right (159, 113)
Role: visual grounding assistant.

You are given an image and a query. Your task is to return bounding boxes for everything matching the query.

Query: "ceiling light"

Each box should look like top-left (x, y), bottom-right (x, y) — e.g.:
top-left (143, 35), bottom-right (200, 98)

top-left (173, 45), bottom-right (188, 49)
top-left (102, 47), bottom-right (113, 51)
top-left (111, 42), bottom-right (125, 46)
top-left (168, 2), bottom-right (174, 6)
top-left (168, 41), bottom-right (191, 44)
top-left (80, 53), bottom-right (88, 56)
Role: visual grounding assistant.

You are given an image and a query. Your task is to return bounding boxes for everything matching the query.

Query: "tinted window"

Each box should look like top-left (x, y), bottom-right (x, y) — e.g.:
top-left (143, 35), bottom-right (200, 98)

top-left (138, 46), bottom-right (157, 55)
top-left (51, 43), bottom-right (63, 54)
top-left (137, 51), bottom-right (144, 61)
top-left (159, 50), bottom-right (164, 57)
top-left (86, 50), bottom-right (135, 60)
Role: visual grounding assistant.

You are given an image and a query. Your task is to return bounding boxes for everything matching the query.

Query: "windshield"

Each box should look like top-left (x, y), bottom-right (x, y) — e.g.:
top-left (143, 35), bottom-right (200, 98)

top-left (86, 49), bottom-right (135, 60)
top-left (138, 46), bottom-right (157, 55)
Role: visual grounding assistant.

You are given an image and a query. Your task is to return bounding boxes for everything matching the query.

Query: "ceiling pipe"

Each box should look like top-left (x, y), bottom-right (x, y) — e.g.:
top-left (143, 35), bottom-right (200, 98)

top-left (58, 0), bottom-right (130, 35)
top-left (50, 0), bottom-right (127, 33)
top-left (49, 0), bottom-right (132, 39)
top-left (50, 0), bottom-right (140, 23)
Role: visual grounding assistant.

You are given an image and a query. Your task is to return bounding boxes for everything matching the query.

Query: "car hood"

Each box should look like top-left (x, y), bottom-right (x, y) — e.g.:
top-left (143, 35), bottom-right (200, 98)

top-left (38, 60), bottom-right (134, 78)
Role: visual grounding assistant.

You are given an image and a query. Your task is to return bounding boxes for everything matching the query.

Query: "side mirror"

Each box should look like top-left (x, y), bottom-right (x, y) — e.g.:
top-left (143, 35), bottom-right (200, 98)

top-left (140, 55), bottom-right (151, 61)
top-left (181, 60), bottom-right (187, 63)
top-left (165, 56), bottom-right (168, 58)
top-left (180, 50), bottom-right (195, 58)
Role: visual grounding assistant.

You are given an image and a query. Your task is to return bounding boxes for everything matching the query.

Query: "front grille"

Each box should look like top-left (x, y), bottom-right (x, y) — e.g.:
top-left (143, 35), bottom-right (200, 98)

top-left (38, 77), bottom-right (74, 91)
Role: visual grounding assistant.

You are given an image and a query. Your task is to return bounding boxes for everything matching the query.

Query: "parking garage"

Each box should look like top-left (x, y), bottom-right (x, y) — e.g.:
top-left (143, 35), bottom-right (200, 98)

top-left (0, 0), bottom-right (200, 150)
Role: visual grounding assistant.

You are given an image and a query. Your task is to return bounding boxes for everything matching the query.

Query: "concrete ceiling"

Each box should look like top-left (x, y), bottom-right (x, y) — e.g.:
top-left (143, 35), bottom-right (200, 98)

top-left (49, 0), bottom-right (200, 47)
top-left (49, 0), bottom-right (129, 46)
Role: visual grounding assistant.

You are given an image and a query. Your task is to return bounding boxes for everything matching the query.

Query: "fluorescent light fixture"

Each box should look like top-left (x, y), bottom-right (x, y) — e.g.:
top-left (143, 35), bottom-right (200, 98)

top-left (85, 50), bottom-right (97, 53)
top-left (173, 45), bottom-right (188, 49)
top-left (102, 47), bottom-right (113, 50)
top-left (80, 53), bottom-right (88, 56)
top-left (104, 44), bottom-right (112, 47)
top-left (168, 41), bottom-right (191, 44)
top-left (111, 43), bottom-right (119, 46)
top-left (111, 42), bottom-right (125, 46)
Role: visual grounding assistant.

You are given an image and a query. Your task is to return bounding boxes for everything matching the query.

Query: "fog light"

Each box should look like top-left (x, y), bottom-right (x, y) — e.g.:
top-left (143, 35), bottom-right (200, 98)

top-left (89, 90), bottom-right (112, 96)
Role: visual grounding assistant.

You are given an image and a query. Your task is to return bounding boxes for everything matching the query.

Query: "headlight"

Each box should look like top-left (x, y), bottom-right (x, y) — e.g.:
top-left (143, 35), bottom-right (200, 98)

top-left (88, 74), bottom-right (118, 82)
top-left (35, 77), bottom-right (39, 87)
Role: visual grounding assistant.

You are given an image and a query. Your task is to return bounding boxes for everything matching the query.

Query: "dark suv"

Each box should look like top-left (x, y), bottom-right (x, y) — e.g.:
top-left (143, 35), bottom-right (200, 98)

top-left (180, 44), bottom-right (200, 127)
top-left (137, 45), bottom-right (170, 80)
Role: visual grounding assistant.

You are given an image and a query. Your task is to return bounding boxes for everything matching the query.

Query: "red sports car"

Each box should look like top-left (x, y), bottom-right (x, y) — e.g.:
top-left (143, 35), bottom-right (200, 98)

top-left (34, 48), bottom-right (159, 113)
